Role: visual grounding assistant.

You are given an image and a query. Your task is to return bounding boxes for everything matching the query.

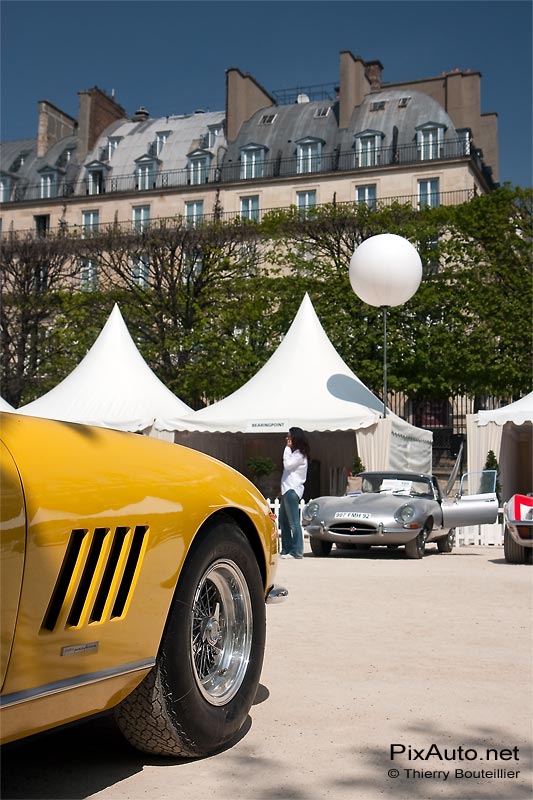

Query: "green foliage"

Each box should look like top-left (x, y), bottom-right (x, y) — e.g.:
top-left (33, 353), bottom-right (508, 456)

top-left (482, 450), bottom-right (502, 502)
top-left (246, 456), bottom-right (275, 477)
top-left (1, 187), bottom-right (531, 409)
top-left (352, 455), bottom-right (366, 474)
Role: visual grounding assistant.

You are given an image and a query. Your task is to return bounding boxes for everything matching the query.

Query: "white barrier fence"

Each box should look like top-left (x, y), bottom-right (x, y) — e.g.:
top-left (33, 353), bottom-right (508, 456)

top-left (267, 498), bottom-right (504, 548)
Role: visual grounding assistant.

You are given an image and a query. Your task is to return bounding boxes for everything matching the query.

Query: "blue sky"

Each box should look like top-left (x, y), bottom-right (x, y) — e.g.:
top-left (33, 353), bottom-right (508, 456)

top-left (1, 0), bottom-right (531, 187)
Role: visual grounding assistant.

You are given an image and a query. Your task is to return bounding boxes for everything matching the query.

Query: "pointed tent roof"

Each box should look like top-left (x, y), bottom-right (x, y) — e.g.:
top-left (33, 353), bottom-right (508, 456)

top-left (157, 293), bottom-right (386, 433)
top-left (18, 304), bottom-right (192, 431)
top-left (0, 396), bottom-right (16, 412)
top-left (475, 391), bottom-right (533, 427)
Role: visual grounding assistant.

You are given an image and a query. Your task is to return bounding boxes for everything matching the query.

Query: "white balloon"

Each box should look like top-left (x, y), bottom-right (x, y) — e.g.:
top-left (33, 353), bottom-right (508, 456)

top-left (349, 233), bottom-right (422, 307)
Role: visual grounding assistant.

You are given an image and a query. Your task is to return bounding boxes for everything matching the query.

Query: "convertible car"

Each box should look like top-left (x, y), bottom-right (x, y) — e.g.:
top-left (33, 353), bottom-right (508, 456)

top-left (302, 469), bottom-right (498, 559)
top-left (0, 412), bottom-right (285, 756)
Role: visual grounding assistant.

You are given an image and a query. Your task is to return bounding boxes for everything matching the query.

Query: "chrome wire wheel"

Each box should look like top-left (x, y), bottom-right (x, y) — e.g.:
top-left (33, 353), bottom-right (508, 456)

top-left (191, 559), bottom-right (253, 706)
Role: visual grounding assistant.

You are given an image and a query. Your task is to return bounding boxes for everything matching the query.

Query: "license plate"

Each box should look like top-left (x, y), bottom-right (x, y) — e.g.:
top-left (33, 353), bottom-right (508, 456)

top-left (334, 511), bottom-right (371, 520)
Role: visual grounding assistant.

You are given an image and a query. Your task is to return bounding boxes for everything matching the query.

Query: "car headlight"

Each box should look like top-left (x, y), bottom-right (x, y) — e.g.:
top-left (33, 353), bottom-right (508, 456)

top-left (395, 504), bottom-right (416, 525)
top-left (302, 501), bottom-right (319, 522)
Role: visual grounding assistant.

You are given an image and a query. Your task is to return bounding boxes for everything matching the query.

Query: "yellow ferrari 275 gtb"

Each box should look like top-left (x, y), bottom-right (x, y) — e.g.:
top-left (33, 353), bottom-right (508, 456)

top-left (0, 412), bottom-right (285, 756)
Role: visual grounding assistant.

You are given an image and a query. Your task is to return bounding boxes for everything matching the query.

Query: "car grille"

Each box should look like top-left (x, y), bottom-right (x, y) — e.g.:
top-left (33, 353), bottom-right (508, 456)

top-left (41, 525), bottom-right (149, 631)
top-left (328, 522), bottom-right (375, 535)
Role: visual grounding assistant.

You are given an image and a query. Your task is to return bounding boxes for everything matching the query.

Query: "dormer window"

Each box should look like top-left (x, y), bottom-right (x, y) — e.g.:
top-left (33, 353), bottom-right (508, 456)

top-left (370, 100), bottom-right (386, 111)
top-left (85, 161), bottom-right (109, 195)
top-left (296, 137), bottom-right (323, 174)
top-left (10, 151), bottom-right (30, 172)
top-left (134, 155), bottom-right (159, 190)
top-left (354, 130), bottom-right (384, 168)
top-left (187, 150), bottom-right (212, 185)
top-left (314, 107), bottom-right (330, 118)
top-left (416, 122), bottom-right (446, 160)
top-left (155, 131), bottom-right (170, 156)
top-left (0, 175), bottom-right (11, 203)
top-left (398, 97), bottom-right (411, 108)
top-left (240, 144), bottom-right (266, 179)
top-left (105, 137), bottom-right (122, 160)
top-left (208, 124), bottom-right (224, 148)
top-left (259, 113), bottom-right (277, 125)
top-left (38, 168), bottom-right (57, 199)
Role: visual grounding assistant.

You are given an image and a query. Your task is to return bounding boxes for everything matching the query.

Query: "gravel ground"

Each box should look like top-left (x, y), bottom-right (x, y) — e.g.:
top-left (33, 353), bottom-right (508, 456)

top-left (2, 542), bottom-right (532, 800)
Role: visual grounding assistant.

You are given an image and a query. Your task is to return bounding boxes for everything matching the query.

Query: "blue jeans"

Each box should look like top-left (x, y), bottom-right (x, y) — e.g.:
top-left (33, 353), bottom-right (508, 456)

top-left (279, 489), bottom-right (304, 557)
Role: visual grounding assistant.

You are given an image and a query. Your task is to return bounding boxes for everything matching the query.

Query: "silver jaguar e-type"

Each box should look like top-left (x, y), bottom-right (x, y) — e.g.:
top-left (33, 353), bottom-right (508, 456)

top-left (302, 470), bottom-right (498, 559)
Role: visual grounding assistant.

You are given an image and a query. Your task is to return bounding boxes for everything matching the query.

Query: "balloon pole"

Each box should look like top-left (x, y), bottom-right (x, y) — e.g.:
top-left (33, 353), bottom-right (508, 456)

top-left (383, 306), bottom-right (387, 418)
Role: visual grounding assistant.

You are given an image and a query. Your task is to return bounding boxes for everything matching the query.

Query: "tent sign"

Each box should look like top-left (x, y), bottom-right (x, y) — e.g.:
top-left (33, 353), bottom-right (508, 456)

top-left (245, 420), bottom-right (289, 432)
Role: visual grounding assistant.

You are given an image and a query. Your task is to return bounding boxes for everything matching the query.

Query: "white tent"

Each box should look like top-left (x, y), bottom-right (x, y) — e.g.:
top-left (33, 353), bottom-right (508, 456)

top-left (18, 304), bottom-right (192, 432)
top-left (0, 396), bottom-right (16, 412)
top-left (158, 294), bottom-right (432, 492)
top-left (466, 392), bottom-right (533, 500)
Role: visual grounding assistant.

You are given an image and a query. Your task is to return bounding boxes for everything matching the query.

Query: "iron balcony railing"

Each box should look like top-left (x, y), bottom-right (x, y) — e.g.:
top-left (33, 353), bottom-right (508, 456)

top-left (0, 190), bottom-right (476, 240)
top-left (1, 138), bottom-right (480, 205)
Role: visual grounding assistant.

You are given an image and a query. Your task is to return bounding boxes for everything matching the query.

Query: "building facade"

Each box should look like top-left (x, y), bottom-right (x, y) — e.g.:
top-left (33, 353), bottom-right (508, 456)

top-left (0, 50), bottom-right (498, 240)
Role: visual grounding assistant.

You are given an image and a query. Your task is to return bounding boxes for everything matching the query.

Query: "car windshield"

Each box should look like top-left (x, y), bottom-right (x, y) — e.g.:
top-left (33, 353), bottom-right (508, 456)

top-left (361, 474), bottom-right (434, 499)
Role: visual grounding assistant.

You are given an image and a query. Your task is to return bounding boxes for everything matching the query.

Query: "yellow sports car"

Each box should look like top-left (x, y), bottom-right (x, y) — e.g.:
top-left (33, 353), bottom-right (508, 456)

top-left (0, 412), bottom-right (285, 757)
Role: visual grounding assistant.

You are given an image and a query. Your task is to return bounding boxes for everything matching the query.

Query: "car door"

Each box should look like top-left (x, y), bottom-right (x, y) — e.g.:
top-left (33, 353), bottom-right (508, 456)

top-left (0, 441), bottom-right (26, 690)
top-left (441, 470), bottom-right (499, 529)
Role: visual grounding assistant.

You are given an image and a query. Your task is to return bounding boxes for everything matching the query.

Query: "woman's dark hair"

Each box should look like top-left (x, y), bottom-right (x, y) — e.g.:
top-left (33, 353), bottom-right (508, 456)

top-left (289, 426), bottom-right (310, 459)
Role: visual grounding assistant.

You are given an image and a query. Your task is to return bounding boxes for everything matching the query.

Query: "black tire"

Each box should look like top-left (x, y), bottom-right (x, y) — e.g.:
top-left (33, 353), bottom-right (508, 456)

top-left (310, 537), bottom-right (332, 556)
top-left (504, 527), bottom-right (528, 564)
top-left (114, 517), bottom-right (266, 757)
top-left (404, 527), bottom-right (427, 560)
top-left (437, 529), bottom-right (455, 553)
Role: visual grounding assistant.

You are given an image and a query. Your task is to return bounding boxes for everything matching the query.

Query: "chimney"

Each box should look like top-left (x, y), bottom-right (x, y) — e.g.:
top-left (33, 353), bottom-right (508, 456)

top-left (225, 68), bottom-right (275, 142)
top-left (132, 106), bottom-right (150, 122)
top-left (339, 51), bottom-right (371, 128)
top-left (77, 87), bottom-right (127, 162)
top-left (365, 60), bottom-right (384, 91)
top-left (37, 101), bottom-right (77, 158)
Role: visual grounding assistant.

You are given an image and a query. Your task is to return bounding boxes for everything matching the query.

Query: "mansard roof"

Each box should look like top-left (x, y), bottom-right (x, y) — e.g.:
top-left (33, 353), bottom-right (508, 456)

top-left (82, 110), bottom-right (226, 175)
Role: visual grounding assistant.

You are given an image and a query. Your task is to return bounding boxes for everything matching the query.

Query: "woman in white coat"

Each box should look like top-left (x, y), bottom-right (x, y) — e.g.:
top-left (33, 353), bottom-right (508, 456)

top-left (279, 426), bottom-right (310, 559)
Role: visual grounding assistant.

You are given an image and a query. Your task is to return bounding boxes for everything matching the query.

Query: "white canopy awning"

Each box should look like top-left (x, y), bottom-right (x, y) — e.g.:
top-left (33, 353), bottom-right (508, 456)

top-left (476, 392), bottom-right (533, 426)
top-left (158, 293), bottom-right (432, 472)
top-left (0, 396), bottom-right (16, 412)
top-left (467, 392), bottom-right (533, 500)
top-left (18, 304), bottom-right (192, 432)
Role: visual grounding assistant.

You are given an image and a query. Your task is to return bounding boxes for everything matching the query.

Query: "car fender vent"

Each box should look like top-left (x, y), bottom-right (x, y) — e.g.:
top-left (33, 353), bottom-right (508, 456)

top-left (41, 525), bottom-right (149, 632)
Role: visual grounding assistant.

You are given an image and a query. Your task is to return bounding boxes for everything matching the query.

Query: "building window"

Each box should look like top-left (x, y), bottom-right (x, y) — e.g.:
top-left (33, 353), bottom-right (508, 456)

top-left (34, 214), bottom-right (50, 237)
top-left (240, 195), bottom-right (259, 221)
top-left (208, 125), bottom-right (223, 147)
top-left (106, 137), bottom-right (122, 160)
top-left (297, 190), bottom-right (316, 216)
top-left (0, 176), bottom-right (11, 203)
top-left (356, 184), bottom-right (377, 208)
top-left (185, 200), bottom-right (204, 226)
top-left (240, 146), bottom-right (265, 179)
top-left (417, 125), bottom-right (445, 160)
top-left (39, 171), bottom-right (56, 199)
top-left (87, 169), bottom-right (105, 195)
top-left (155, 131), bottom-right (170, 156)
top-left (82, 210), bottom-right (99, 233)
top-left (314, 107), bottom-right (330, 118)
top-left (133, 205), bottom-right (150, 231)
top-left (259, 114), bottom-right (277, 125)
top-left (80, 260), bottom-right (97, 291)
top-left (296, 139), bottom-right (322, 174)
top-left (135, 160), bottom-right (157, 191)
top-left (132, 255), bottom-right (149, 287)
top-left (188, 154), bottom-right (210, 185)
top-left (354, 132), bottom-right (382, 168)
top-left (418, 178), bottom-right (440, 208)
